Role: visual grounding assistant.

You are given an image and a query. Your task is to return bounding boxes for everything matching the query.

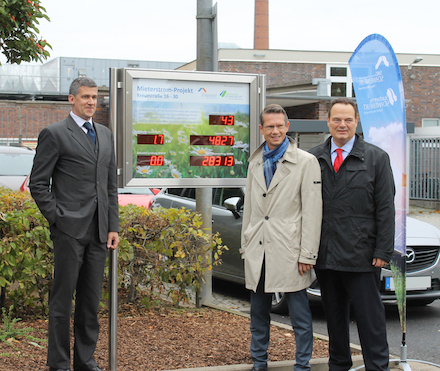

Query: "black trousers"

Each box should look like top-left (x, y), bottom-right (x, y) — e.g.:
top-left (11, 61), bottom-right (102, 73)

top-left (47, 212), bottom-right (108, 370)
top-left (316, 269), bottom-right (390, 371)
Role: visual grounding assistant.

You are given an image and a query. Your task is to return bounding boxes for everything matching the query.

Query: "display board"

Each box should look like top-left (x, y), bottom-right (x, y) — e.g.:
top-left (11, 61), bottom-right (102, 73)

top-left (112, 68), bottom-right (264, 187)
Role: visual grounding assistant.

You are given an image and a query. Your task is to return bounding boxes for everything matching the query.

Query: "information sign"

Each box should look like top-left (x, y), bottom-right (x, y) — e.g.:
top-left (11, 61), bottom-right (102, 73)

top-left (111, 69), bottom-right (264, 187)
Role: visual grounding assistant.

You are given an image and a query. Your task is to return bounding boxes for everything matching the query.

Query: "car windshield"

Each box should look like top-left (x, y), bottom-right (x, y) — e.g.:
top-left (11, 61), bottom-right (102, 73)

top-left (0, 153), bottom-right (34, 176)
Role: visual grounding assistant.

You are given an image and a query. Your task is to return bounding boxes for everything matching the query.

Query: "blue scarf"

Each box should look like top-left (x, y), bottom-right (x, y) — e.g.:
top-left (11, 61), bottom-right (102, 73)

top-left (262, 137), bottom-right (289, 189)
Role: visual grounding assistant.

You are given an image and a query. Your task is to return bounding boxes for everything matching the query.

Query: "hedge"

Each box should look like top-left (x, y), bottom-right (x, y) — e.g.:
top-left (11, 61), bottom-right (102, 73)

top-left (0, 188), bottom-right (227, 316)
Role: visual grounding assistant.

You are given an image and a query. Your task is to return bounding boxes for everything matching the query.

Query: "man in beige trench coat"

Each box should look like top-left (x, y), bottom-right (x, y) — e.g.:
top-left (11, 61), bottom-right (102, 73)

top-left (240, 104), bottom-right (322, 371)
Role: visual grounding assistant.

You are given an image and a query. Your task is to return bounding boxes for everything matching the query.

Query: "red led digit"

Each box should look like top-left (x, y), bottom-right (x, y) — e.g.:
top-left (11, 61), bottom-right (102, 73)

top-left (154, 135), bottom-right (164, 145)
top-left (151, 155), bottom-right (164, 166)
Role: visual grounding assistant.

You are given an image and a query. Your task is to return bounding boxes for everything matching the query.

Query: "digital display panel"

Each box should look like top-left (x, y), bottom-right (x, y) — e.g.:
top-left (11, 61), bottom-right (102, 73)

top-left (190, 155), bottom-right (234, 167)
top-left (114, 68), bottom-right (264, 187)
top-left (190, 135), bottom-right (234, 146)
top-left (209, 115), bottom-right (235, 126)
top-left (137, 134), bottom-right (164, 145)
top-left (137, 155), bottom-right (165, 167)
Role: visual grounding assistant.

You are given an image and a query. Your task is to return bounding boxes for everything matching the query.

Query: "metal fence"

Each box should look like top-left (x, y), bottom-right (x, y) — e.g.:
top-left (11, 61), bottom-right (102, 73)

top-left (410, 137), bottom-right (440, 200)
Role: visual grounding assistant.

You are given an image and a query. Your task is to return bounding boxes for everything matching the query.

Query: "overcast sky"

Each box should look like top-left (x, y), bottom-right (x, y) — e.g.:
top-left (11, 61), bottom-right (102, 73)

top-left (8, 0), bottom-right (440, 65)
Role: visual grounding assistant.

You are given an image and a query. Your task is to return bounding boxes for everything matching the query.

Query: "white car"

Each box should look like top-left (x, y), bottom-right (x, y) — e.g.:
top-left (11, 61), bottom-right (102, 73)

top-left (0, 146), bottom-right (35, 190)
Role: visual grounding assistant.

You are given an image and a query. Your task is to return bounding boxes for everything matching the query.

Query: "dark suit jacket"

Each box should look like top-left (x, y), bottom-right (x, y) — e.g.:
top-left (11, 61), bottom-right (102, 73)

top-left (30, 115), bottom-right (119, 243)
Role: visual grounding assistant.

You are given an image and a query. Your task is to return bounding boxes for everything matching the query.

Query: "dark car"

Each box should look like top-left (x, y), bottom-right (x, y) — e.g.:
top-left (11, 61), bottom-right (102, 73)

top-left (151, 188), bottom-right (440, 313)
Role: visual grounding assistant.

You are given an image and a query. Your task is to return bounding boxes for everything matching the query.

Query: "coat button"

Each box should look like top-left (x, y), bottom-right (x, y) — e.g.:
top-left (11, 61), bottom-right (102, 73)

top-left (259, 241), bottom-right (262, 245)
top-left (263, 193), bottom-right (266, 197)
top-left (265, 216), bottom-right (269, 220)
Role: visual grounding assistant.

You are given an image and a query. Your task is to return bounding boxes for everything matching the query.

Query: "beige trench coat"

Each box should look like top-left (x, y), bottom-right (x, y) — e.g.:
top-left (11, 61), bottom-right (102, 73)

top-left (240, 137), bottom-right (322, 293)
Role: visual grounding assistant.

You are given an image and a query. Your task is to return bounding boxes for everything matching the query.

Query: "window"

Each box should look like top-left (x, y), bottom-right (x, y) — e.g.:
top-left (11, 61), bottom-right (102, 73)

top-left (167, 188), bottom-right (184, 196)
top-left (330, 67), bottom-right (347, 77)
top-left (422, 118), bottom-right (440, 127)
top-left (326, 64), bottom-right (353, 98)
top-left (331, 83), bottom-right (346, 97)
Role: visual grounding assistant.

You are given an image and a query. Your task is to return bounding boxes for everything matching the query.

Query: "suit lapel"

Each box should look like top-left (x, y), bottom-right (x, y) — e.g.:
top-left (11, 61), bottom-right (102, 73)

top-left (67, 116), bottom-right (96, 158)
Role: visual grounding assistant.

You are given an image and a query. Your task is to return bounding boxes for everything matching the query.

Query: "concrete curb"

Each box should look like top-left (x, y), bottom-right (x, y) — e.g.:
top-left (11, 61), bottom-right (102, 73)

top-left (165, 359), bottom-right (440, 371)
top-left (163, 355), bottom-right (365, 371)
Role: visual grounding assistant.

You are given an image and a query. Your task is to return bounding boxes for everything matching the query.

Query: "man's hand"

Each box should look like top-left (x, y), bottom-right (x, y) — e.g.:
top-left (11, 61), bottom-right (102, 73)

top-left (107, 232), bottom-right (119, 250)
top-left (298, 263), bottom-right (313, 276)
top-left (372, 258), bottom-right (388, 268)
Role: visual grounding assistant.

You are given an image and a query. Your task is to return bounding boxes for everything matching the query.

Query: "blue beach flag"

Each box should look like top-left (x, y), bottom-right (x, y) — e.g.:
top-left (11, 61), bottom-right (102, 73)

top-left (349, 34), bottom-right (407, 335)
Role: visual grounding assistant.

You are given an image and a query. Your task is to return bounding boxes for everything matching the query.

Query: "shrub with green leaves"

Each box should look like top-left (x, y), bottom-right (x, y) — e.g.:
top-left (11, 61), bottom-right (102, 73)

top-left (0, 188), bottom-right (227, 315)
top-left (0, 188), bottom-right (52, 315)
top-left (117, 204), bottom-right (227, 307)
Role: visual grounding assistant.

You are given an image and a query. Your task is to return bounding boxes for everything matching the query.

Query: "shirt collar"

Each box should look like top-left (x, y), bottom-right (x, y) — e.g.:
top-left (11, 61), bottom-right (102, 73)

top-left (70, 111), bottom-right (93, 130)
top-left (331, 135), bottom-right (356, 154)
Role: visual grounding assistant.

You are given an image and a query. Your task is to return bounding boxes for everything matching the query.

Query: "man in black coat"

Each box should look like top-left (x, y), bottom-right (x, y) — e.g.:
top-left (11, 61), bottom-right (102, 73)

top-left (309, 97), bottom-right (395, 371)
top-left (30, 77), bottom-right (119, 371)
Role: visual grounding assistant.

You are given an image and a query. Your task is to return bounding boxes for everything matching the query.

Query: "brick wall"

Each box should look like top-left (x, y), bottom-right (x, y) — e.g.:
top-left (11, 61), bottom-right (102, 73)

top-left (0, 92), bottom-right (110, 144)
top-left (285, 102), bottom-right (330, 120)
top-left (219, 61), bottom-right (326, 86)
top-left (0, 62), bottom-right (438, 143)
top-left (0, 101), bottom-right (71, 144)
top-left (401, 66), bottom-right (440, 127)
top-left (220, 61), bottom-right (440, 127)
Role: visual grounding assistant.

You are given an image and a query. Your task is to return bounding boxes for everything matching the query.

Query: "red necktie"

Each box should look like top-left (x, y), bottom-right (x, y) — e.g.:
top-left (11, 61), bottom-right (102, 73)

top-left (334, 148), bottom-right (343, 173)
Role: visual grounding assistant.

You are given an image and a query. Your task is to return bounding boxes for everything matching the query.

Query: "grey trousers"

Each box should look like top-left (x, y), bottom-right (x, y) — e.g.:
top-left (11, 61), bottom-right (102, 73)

top-left (250, 266), bottom-right (313, 370)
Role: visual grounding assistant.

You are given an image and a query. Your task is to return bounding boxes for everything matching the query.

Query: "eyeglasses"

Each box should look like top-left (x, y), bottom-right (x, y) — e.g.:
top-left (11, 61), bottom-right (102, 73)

top-left (262, 124), bottom-right (287, 132)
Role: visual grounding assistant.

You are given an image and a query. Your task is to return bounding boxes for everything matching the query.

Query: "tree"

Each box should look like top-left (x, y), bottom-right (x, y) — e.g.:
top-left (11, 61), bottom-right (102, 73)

top-left (0, 0), bottom-right (51, 64)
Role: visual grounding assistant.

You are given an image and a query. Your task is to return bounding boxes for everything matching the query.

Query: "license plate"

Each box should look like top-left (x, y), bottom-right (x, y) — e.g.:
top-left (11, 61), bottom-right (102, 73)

top-left (385, 276), bottom-right (431, 291)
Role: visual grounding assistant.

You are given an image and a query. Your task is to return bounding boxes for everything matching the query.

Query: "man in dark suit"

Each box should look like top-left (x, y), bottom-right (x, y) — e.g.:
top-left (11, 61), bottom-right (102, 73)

top-left (309, 98), bottom-right (395, 371)
top-left (30, 77), bottom-right (119, 371)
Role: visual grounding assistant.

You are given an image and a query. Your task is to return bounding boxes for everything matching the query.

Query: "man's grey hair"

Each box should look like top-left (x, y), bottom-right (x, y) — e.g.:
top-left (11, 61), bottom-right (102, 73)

top-left (69, 77), bottom-right (97, 96)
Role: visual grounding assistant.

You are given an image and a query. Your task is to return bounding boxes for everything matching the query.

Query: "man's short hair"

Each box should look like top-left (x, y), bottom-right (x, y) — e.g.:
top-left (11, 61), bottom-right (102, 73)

top-left (69, 77), bottom-right (98, 96)
top-left (260, 104), bottom-right (288, 126)
top-left (328, 98), bottom-right (358, 118)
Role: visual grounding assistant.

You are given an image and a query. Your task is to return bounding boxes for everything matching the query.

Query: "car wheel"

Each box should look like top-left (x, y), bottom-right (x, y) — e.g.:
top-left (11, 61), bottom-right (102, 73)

top-left (271, 292), bottom-right (288, 314)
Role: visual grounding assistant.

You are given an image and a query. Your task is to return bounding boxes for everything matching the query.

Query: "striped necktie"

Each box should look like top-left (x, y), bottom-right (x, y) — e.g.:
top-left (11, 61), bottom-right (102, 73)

top-left (83, 122), bottom-right (96, 144)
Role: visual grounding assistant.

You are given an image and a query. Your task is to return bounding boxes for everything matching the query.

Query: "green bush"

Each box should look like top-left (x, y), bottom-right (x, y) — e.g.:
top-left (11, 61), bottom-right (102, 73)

top-left (0, 188), bottom-right (52, 316)
top-left (0, 188), bottom-right (227, 315)
top-left (118, 204), bottom-right (227, 307)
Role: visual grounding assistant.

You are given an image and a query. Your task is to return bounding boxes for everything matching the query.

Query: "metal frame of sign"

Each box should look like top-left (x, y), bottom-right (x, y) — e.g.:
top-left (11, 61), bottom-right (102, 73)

top-left (110, 68), bottom-right (265, 188)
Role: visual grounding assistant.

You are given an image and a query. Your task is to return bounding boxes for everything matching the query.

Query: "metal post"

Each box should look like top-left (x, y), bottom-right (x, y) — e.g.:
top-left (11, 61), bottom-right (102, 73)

top-left (196, 188), bottom-right (213, 306)
top-left (108, 249), bottom-right (118, 370)
top-left (196, 0), bottom-right (215, 306)
top-left (196, 0), bottom-right (214, 72)
top-left (108, 67), bottom-right (119, 371)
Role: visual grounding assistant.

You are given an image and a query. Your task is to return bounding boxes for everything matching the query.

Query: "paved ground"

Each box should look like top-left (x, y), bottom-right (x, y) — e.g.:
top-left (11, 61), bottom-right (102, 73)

top-left (195, 205), bottom-right (440, 371)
